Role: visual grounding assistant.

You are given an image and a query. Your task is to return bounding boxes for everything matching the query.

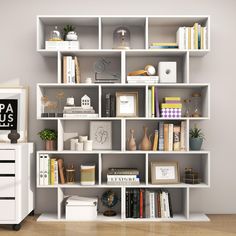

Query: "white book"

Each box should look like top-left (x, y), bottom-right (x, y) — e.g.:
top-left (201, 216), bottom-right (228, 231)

top-left (203, 27), bottom-right (207, 49)
top-left (127, 76), bottom-right (159, 81)
top-left (168, 124), bottom-right (174, 151)
top-left (39, 154), bottom-right (44, 186)
top-left (107, 181), bottom-right (140, 185)
top-left (160, 192), bottom-right (164, 218)
top-left (145, 190), bottom-right (150, 218)
top-left (148, 89), bottom-right (152, 118)
top-left (191, 27), bottom-right (195, 49)
top-left (63, 113), bottom-right (99, 118)
top-left (45, 41), bottom-right (79, 50)
top-left (184, 27), bottom-right (188, 49)
top-left (176, 27), bottom-right (185, 49)
top-left (43, 154), bottom-right (49, 185)
top-left (107, 175), bottom-right (139, 182)
top-left (71, 59), bottom-right (75, 84)
top-left (165, 192), bottom-right (170, 218)
top-left (66, 56), bottom-right (72, 84)
top-left (150, 192), bottom-right (155, 218)
top-left (162, 192), bottom-right (168, 218)
top-left (54, 160), bottom-right (58, 184)
top-left (180, 121), bottom-right (187, 151)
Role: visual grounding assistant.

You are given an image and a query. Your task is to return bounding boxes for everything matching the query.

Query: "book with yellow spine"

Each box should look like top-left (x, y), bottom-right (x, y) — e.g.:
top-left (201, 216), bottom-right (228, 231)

top-left (194, 23), bottom-right (198, 49)
top-left (50, 158), bottom-right (56, 185)
top-left (164, 97), bottom-right (181, 102)
top-left (151, 86), bottom-right (155, 117)
top-left (161, 103), bottom-right (182, 109)
top-left (152, 130), bottom-right (159, 151)
top-left (188, 27), bottom-right (191, 49)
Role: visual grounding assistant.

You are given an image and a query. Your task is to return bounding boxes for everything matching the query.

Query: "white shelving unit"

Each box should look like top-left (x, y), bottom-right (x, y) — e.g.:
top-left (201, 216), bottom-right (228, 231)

top-left (36, 15), bottom-right (210, 222)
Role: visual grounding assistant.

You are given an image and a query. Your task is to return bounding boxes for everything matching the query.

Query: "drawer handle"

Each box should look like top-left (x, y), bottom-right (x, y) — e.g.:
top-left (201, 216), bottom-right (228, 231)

top-left (0, 161), bottom-right (15, 163)
top-left (0, 197), bottom-right (15, 200)
top-left (0, 174), bottom-right (15, 177)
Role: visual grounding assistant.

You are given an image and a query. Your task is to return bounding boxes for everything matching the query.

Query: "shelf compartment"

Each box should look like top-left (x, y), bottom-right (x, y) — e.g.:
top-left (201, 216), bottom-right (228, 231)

top-left (57, 187), bottom-right (122, 220)
top-left (148, 84), bottom-right (210, 118)
top-left (37, 84), bottom-right (99, 119)
top-left (148, 16), bottom-right (209, 52)
top-left (126, 50), bottom-right (188, 83)
top-left (101, 85), bottom-right (146, 117)
top-left (148, 153), bottom-right (210, 187)
top-left (58, 119), bottom-right (121, 151)
top-left (58, 50), bottom-right (121, 84)
top-left (126, 119), bottom-right (187, 151)
top-left (37, 16), bottom-right (99, 51)
top-left (101, 153), bottom-right (146, 184)
top-left (124, 187), bottom-right (188, 220)
top-left (101, 17), bottom-right (146, 50)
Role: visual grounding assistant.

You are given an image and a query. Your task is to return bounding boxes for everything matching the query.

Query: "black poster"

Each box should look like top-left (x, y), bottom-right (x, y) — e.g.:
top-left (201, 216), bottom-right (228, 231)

top-left (0, 99), bottom-right (18, 130)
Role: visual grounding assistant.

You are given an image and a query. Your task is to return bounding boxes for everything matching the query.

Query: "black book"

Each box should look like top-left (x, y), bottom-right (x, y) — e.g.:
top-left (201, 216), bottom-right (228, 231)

top-left (167, 191), bottom-right (173, 218)
top-left (132, 189), bottom-right (140, 218)
top-left (110, 95), bottom-right (116, 117)
top-left (105, 93), bottom-right (111, 117)
top-left (126, 190), bottom-right (130, 218)
top-left (130, 189), bottom-right (134, 218)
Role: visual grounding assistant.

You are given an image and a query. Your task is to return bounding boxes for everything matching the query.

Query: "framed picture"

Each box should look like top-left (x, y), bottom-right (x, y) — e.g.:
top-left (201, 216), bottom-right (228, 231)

top-left (0, 87), bottom-right (28, 143)
top-left (116, 92), bottom-right (138, 117)
top-left (151, 162), bottom-right (179, 184)
top-left (90, 121), bottom-right (112, 150)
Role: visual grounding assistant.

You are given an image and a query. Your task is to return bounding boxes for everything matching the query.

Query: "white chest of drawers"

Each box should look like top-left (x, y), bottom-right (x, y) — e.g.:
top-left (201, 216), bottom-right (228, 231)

top-left (0, 143), bottom-right (34, 230)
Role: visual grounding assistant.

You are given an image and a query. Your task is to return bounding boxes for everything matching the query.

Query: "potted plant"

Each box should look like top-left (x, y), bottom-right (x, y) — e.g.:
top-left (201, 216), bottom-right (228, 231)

top-left (38, 128), bottom-right (57, 151)
top-left (189, 125), bottom-right (204, 150)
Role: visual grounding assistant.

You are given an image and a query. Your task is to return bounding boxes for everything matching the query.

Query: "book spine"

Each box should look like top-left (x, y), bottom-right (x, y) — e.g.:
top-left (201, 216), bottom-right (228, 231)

top-left (110, 95), bottom-right (116, 117)
top-left (58, 158), bottom-right (65, 184)
top-left (203, 27), bottom-right (207, 49)
top-left (157, 192), bottom-right (161, 218)
top-left (150, 192), bottom-right (155, 218)
top-left (168, 191), bottom-right (173, 218)
top-left (54, 160), bottom-right (58, 184)
top-left (168, 124), bottom-right (174, 151)
top-left (139, 189), bottom-right (144, 218)
top-left (180, 121), bottom-right (186, 151)
top-left (126, 190), bottom-right (130, 218)
top-left (158, 121), bottom-right (164, 151)
top-left (155, 87), bottom-right (160, 117)
top-left (130, 190), bottom-right (134, 218)
top-left (173, 126), bottom-right (181, 151)
top-left (148, 89), bottom-right (152, 118)
top-left (198, 24), bottom-right (201, 49)
top-left (188, 27), bottom-right (191, 49)
top-left (133, 189), bottom-right (139, 218)
top-left (165, 192), bottom-right (170, 218)
top-left (200, 26), bottom-right (204, 49)
top-left (164, 124), bottom-right (169, 151)
top-left (71, 59), bottom-right (75, 84)
top-left (105, 93), bottom-right (111, 117)
top-left (39, 154), bottom-right (44, 185)
top-left (194, 23), bottom-right (198, 49)
top-left (160, 192), bottom-right (164, 218)
top-left (176, 27), bottom-right (185, 49)
top-left (50, 159), bottom-right (55, 185)
top-left (151, 86), bottom-right (155, 117)
top-left (66, 56), bottom-right (71, 83)
top-left (63, 56), bottom-right (67, 84)
top-left (74, 56), bottom-right (80, 83)
top-left (162, 192), bottom-right (167, 218)
top-left (145, 190), bottom-right (150, 218)
top-left (152, 130), bottom-right (158, 151)
top-left (184, 27), bottom-right (188, 49)
top-left (43, 154), bottom-right (49, 185)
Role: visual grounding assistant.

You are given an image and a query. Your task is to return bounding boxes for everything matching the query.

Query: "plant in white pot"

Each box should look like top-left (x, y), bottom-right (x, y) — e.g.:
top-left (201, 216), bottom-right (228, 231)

top-left (189, 125), bottom-right (204, 151)
top-left (38, 128), bottom-right (57, 151)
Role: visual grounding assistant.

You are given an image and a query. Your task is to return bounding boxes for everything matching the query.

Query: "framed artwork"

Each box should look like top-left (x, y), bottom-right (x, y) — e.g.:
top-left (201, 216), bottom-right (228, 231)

top-left (116, 92), bottom-right (138, 117)
top-left (90, 121), bottom-right (112, 150)
top-left (0, 87), bottom-right (28, 142)
top-left (151, 161), bottom-right (179, 184)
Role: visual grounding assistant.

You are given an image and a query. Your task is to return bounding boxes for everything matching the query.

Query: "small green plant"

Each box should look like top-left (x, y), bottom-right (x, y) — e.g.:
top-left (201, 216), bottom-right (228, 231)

top-left (63, 24), bottom-right (75, 39)
top-left (189, 125), bottom-right (204, 139)
top-left (38, 129), bottom-right (57, 141)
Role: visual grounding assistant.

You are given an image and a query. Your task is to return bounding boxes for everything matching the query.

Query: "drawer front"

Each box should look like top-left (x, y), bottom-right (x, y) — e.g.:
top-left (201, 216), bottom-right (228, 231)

top-left (0, 150), bottom-right (15, 160)
top-left (0, 163), bottom-right (15, 174)
top-left (0, 200), bottom-right (15, 220)
top-left (0, 177), bottom-right (15, 197)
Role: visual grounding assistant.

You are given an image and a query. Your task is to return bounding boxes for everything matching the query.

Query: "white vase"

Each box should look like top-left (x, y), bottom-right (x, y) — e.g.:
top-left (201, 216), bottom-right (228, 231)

top-left (84, 140), bottom-right (93, 151)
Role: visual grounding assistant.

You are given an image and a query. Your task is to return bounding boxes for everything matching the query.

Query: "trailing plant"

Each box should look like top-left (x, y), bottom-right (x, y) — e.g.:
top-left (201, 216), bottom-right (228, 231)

top-left (189, 125), bottom-right (204, 139)
top-left (38, 128), bottom-right (57, 141)
top-left (63, 25), bottom-right (75, 39)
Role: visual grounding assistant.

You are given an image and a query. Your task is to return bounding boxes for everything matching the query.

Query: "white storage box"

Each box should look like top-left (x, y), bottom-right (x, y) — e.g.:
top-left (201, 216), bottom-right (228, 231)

top-left (65, 196), bottom-right (98, 221)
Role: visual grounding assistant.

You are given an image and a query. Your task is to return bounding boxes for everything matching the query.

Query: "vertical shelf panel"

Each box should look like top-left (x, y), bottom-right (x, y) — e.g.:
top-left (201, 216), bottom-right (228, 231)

top-left (57, 187), bottom-right (64, 220)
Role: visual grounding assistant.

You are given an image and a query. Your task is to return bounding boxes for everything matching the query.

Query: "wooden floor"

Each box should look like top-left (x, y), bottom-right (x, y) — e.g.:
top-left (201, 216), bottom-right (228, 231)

top-left (0, 215), bottom-right (236, 236)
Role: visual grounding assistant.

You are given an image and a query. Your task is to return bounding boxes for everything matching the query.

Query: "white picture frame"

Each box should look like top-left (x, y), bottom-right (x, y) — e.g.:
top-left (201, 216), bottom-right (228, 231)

top-left (89, 121), bottom-right (112, 150)
top-left (0, 86), bottom-right (28, 143)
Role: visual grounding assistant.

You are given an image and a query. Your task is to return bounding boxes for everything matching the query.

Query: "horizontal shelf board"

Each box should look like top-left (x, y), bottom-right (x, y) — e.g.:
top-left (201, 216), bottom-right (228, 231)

top-left (60, 50), bottom-right (121, 57)
top-left (126, 49), bottom-right (187, 57)
top-left (102, 17), bottom-right (145, 26)
top-left (37, 213), bottom-right (122, 222)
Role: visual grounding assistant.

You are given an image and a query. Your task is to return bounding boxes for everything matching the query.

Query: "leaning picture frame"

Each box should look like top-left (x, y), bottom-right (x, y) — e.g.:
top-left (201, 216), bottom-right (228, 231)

top-left (151, 161), bottom-right (180, 184)
top-left (0, 86), bottom-right (28, 142)
top-left (116, 91), bottom-right (138, 117)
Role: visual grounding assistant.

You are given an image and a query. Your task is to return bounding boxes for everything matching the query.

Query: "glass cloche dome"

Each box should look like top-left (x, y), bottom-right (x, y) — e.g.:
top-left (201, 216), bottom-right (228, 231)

top-left (113, 26), bottom-right (131, 49)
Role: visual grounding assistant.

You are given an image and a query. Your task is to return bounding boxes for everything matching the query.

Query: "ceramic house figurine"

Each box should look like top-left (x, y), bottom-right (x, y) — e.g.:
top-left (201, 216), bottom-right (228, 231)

top-left (81, 94), bottom-right (91, 109)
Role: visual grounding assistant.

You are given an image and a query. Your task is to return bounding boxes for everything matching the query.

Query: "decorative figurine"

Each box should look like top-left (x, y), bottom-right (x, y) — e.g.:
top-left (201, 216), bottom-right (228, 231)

top-left (127, 129), bottom-right (137, 151)
top-left (139, 126), bottom-right (152, 151)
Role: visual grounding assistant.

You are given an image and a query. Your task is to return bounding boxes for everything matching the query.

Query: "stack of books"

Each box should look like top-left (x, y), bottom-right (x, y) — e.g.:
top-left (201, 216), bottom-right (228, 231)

top-left (126, 189), bottom-right (173, 219)
top-left (107, 168), bottom-right (140, 185)
top-left (63, 56), bottom-right (80, 84)
top-left (45, 41), bottom-right (79, 51)
top-left (127, 76), bottom-right (159, 84)
top-left (63, 106), bottom-right (99, 118)
top-left (148, 86), bottom-right (160, 118)
top-left (176, 23), bottom-right (207, 50)
top-left (39, 154), bottom-right (65, 185)
top-left (149, 43), bottom-right (178, 49)
top-left (153, 121), bottom-right (186, 151)
top-left (160, 97), bottom-right (182, 118)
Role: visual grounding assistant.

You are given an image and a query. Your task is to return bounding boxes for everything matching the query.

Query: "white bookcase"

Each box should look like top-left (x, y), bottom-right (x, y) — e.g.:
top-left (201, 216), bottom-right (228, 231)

top-left (36, 15), bottom-right (210, 222)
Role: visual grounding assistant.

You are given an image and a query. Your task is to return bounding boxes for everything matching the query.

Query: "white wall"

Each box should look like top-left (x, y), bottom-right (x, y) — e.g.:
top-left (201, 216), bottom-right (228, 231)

top-left (0, 0), bottom-right (236, 214)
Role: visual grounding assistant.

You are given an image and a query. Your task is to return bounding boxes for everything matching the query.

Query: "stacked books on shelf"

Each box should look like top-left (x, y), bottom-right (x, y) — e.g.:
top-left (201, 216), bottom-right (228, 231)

top-left (160, 97), bottom-right (182, 118)
top-left (176, 23), bottom-right (207, 50)
top-left (63, 106), bottom-right (99, 118)
top-left (126, 189), bottom-right (173, 219)
top-left (153, 121), bottom-right (186, 151)
top-left (107, 168), bottom-right (140, 185)
top-left (149, 43), bottom-right (178, 49)
top-left (39, 154), bottom-right (65, 185)
top-left (45, 41), bottom-right (79, 51)
top-left (105, 93), bottom-right (116, 117)
top-left (63, 56), bottom-right (81, 84)
top-left (127, 76), bottom-right (159, 84)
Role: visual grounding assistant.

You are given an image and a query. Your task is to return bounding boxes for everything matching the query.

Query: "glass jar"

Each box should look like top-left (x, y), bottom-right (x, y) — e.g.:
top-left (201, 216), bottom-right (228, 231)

top-left (191, 93), bottom-right (201, 117)
top-left (65, 165), bottom-right (76, 184)
top-left (49, 26), bottom-right (62, 41)
top-left (113, 26), bottom-right (131, 49)
top-left (183, 99), bottom-right (191, 117)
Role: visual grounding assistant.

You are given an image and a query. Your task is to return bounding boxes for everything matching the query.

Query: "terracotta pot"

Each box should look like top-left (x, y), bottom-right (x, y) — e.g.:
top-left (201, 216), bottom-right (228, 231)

top-left (45, 140), bottom-right (55, 151)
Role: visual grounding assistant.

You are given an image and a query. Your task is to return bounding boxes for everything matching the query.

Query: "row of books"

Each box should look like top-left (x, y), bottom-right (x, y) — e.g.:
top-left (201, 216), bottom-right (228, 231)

top-left (63, 56), bottom-right (81, 84)
top-left (39, 154), bottom-right (65, 185)
top-left (107, 168), bottom-right (140, 185)
top-left (153, 121), bottom-right (186, 151)
top-left (176, 23), bottom-right (207, 50)
top-left (126, 189), bottom-right (173, 218)
top-left (105, 93), bottom-right (116, 117)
